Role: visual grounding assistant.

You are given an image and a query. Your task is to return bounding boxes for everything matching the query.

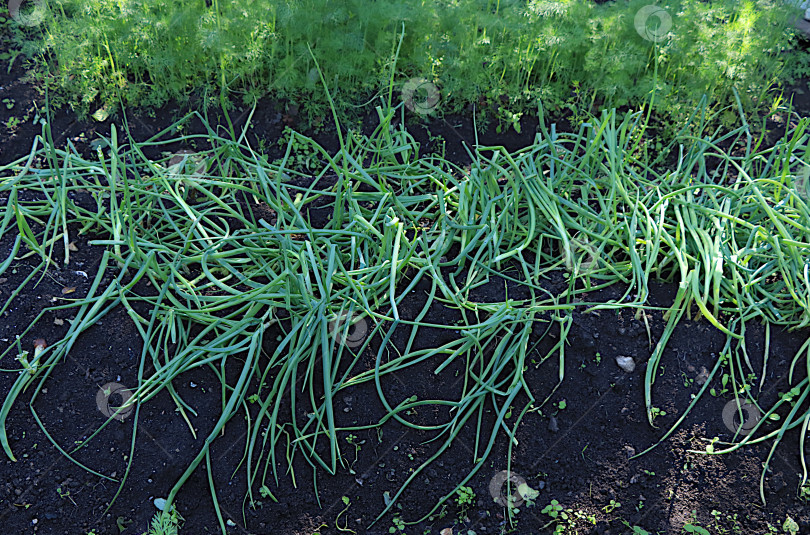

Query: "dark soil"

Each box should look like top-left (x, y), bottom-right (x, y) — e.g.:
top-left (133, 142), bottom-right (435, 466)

top-left (2, 37), bottom-right (810, 535)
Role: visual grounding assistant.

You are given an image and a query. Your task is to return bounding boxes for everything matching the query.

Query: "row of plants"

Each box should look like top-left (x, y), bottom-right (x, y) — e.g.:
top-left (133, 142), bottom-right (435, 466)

top-left (3, 0), bottom-right (809, 132)
top-left (1, 83), bottom-right (809, 532)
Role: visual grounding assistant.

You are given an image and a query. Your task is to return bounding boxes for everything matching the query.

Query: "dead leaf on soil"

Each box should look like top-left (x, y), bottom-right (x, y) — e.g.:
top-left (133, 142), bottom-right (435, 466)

top-left (440, 529), bottom-right (453, 535)
top-left (61, 286), bottom-right (76, 295)
top-left (92, 107), bottom-right (109, 122)
top-left (54, 318), bottom-right (64, 326)
top-left (68, 242), bottom-right (79, 252)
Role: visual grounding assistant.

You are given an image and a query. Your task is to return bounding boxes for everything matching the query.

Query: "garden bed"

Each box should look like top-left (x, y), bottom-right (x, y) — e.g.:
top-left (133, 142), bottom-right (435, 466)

top-left (2, 3), bottom-right (810, 535)
top-left (0, 225), bottom-right (808, 535)
top-left (2, 100), bottom-right (810, 535)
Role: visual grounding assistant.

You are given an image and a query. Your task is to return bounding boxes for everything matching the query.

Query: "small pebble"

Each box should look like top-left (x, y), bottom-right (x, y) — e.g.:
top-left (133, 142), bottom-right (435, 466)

top-left (615, 356), bottom-right (635, 372)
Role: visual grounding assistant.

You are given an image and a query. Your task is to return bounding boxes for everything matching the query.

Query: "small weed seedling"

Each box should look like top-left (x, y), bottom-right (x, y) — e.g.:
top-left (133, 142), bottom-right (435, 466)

top-left (683, 523), bottom-right (710, 535)
top-left (621, 521), bottom-right (651, 535)
top-left (389, 515), bottom-right (406, 533)
top-left (710, 509), bottom-right (743, 534)
top-left (650, 406), bottom-right (667, 424)
top-left (710, 373), bottom-right (731, 397)
top-left (345, 433), bottom-right (364, 474)
top-left (783, 516), bottom-right (800, 535)
top-left (5, 116), bottom-right (20, 132)
top-left (541, 499), bottom-right (564, 520)
top-left (779, 387), bottom-right (802, 408)
top-left (602, 499), bottom-right (620, 513)
top-left (56, 486), bottom-right (76, 506)
top-left (336, 496), bottom-right (355, 534)
top-left (258, 485), bottom-right (278, 503)
top-left (799, 483), bottom-right (810, 501)
top-left (147, 507), bottom-right (183, 535)
top-left (683, 511), bottom-right (710, 535)
top-left (540, 499), bottom-right (595, 533)
top-left (455, 485), bottom-right (475, 521)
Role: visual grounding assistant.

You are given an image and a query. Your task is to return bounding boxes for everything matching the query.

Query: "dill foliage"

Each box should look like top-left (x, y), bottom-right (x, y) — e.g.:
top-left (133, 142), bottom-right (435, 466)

top-left (17, 0), bottom-right (804, 127)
